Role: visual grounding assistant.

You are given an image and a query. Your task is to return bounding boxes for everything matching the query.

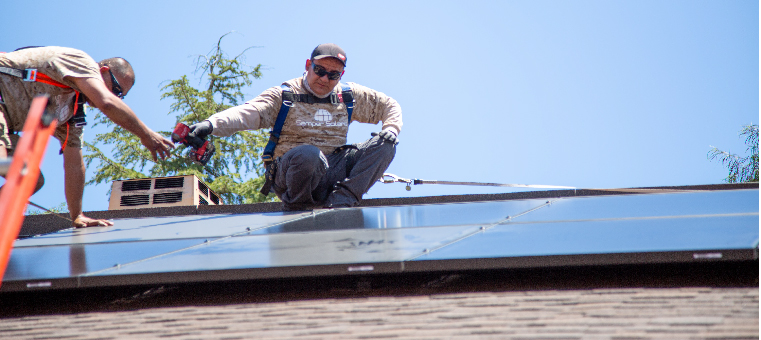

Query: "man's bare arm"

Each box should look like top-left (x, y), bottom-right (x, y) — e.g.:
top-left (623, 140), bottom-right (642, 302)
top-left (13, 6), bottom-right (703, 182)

top-left (69, 76), bottom-right (174, 161)
top-left (62, 146), bottom-right (113, 227)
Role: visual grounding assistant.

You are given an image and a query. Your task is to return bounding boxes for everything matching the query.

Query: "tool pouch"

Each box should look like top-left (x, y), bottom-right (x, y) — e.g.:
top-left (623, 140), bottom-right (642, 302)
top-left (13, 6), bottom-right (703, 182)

top-left (259, 161), bottom-right (277, 196)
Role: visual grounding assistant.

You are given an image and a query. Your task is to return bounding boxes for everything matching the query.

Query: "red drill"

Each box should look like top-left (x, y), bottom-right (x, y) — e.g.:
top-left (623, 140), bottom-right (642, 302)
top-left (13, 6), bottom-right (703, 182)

top-left (171, 123), bottom-right (215, 165)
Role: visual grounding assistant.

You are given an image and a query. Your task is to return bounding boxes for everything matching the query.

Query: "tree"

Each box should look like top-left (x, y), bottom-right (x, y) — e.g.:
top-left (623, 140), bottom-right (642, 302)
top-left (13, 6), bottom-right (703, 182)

top-left (84, 34), bottom-right (277, 204)
top-left (708, 124), bottom-right (759, 183)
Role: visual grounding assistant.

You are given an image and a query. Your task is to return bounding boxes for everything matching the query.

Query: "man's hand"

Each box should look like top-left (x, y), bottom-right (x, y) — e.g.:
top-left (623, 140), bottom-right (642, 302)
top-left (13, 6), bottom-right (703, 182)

top-left (141, 131), bottom-right (175, 161)
top-left (73, 214), bottom-right (114, 228)
top-left (371, 130), bottom-right (399, 145)
top-left (188, 120), bottom-right (214, 139)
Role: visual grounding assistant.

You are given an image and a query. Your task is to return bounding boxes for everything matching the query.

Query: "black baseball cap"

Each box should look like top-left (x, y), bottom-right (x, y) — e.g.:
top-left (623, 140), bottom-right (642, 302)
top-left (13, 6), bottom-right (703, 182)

top-left (311, 43), bottom-right (347, 66)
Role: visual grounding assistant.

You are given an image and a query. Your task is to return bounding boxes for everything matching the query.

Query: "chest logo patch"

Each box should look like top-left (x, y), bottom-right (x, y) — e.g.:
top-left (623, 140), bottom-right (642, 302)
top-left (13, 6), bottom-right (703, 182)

top-left (314, 109), bottom-right (333, 122)
top-left (295, 108), bottom-right (348, 128)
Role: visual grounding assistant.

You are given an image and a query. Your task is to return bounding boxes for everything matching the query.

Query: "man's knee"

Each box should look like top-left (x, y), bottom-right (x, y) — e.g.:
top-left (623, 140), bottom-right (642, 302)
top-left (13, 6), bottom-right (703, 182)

top-left (282, 145), bottom-right (326, 168)
top-left (377, 138), bottom-right (396, 160)
top-left (275, 145), bottom-right (328, 193)
top-left (361, 135), bottom-right (397, 165)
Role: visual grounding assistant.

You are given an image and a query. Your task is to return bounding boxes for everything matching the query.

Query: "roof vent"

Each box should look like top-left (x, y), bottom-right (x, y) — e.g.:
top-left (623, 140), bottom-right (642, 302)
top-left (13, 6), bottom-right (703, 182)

top-left (120, 194), bottom-right (150, 206)
top-left (155, 177), bottom-right (184, 189)
top-left (121, 179), bottom-right (151, 191)
top-left (108, 175), bottom-right (223, 210)
top-left (153, 192), bottom-right (183, 204)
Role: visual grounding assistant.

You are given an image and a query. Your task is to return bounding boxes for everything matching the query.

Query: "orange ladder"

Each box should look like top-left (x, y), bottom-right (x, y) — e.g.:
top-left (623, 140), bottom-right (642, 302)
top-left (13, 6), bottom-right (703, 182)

top-left (0, 95), bottom-right (58, 287)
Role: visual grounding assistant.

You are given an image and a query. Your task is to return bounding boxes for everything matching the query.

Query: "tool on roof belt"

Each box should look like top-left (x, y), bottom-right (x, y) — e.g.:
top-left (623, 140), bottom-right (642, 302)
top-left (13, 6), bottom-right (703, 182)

top-left (379, 173), bottom-right (576, 191)
top-left (171, 123), bottom-right (215, 165)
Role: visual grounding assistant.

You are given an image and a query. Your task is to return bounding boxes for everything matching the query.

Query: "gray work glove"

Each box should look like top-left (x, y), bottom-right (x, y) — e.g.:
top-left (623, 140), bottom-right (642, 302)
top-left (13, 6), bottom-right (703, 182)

top-left (371, 130), bottom-right (399, 145)
top-left (188, 120), bottom-right (213, 139)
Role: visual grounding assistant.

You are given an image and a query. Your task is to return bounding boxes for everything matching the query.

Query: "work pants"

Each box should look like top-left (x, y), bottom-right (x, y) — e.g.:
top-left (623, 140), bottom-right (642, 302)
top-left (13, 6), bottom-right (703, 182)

top-left (272, 135), bottom-right (396, 210)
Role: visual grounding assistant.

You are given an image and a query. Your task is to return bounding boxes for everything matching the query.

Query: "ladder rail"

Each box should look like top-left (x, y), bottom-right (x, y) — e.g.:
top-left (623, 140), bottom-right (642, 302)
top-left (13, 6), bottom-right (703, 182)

top-left (0, 95), bottom-right (58, 287)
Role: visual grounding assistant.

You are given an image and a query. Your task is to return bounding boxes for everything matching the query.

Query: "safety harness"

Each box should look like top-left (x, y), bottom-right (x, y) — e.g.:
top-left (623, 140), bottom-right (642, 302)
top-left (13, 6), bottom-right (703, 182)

top-left (259, 83), bottom-right (354, 195)
top-left (0, 51), bottom-right (87, 154)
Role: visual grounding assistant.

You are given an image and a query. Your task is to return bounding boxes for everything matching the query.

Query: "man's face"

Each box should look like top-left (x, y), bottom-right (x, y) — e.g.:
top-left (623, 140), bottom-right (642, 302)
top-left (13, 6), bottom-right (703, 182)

top-left (100, 66), bottom-right (133, 100)
top-left (305, 57), bottom-right (344, 97)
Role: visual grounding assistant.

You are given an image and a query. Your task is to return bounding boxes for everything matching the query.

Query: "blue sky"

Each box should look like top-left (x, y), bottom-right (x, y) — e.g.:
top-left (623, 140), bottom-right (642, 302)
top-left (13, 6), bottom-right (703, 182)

top-left (1, 0), bottom-right (758, 213)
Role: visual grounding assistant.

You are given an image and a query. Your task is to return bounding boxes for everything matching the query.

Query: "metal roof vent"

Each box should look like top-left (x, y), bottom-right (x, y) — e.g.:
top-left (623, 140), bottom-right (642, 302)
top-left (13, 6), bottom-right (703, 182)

top-left (108, 175), bottom-right (223, 210)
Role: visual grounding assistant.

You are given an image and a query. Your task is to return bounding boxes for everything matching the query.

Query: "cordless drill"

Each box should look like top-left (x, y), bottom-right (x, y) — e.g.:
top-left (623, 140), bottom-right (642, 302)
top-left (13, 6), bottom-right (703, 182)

top-left (171, 123), bottom-right (215, 165)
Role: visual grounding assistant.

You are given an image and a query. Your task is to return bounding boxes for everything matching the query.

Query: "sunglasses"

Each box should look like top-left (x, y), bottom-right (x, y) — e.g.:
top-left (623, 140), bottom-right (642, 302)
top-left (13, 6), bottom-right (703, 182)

top-left (312, 63), bottom-right (342, 80)
top-left (108, 69), bottom-right (125, 99)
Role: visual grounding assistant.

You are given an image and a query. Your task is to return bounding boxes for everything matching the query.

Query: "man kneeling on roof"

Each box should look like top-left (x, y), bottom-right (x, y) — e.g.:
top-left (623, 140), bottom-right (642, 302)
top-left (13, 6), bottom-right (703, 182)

top-left (0, 46), bottom-right (174, 227)
top-left (187, 43), bottom-right (403, 211)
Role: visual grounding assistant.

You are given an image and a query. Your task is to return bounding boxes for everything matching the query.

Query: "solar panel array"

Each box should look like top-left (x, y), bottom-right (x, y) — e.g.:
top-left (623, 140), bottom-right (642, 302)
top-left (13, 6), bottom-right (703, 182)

top-left (3, 189), bottom-right (758, 292)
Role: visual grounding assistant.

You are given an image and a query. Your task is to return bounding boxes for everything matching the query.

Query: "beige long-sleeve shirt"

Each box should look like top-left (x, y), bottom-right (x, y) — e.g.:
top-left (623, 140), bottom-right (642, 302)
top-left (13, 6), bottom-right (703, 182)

top-left (208, 77), bottom-right (402, 158)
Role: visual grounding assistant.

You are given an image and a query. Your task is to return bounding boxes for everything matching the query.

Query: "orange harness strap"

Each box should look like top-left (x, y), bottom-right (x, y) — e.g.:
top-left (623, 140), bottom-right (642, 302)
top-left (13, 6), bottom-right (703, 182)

top-left (0, 60), bottom-right (79, 153)
top-left (21, 71), bottom-right (78, 154)
top-left (31, 72), bottom-right (70, 89)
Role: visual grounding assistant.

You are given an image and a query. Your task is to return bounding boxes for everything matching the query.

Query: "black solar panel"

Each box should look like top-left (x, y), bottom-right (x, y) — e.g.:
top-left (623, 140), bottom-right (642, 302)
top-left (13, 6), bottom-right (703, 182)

top-left (2, 189), bottom-right (757, 292)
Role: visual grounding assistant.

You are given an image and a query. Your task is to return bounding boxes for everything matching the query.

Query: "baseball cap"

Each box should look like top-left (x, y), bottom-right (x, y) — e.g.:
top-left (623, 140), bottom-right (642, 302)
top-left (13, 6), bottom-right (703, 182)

top-left (311, 43), bottom-right (347, 66)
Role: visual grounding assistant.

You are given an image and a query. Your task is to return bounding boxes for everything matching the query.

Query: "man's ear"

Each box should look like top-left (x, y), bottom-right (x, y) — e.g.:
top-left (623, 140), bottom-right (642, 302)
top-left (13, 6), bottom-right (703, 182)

top-left (305, 59), bottom-right (311, 72)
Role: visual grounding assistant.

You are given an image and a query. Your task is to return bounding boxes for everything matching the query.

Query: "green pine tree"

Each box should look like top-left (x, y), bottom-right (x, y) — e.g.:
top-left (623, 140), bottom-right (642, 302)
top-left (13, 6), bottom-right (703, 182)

top-left (708, 124), bottom-right (759, 183)
top-left (84, 33), bottom-right (277, 204)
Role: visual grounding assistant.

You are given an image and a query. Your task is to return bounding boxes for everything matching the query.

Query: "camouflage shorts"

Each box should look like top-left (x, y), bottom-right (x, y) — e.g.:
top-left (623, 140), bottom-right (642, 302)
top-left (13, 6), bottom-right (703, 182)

top-left (0, 103), bottom-right (12, 150)
top-left (0, 101), bottom-right (82, 152)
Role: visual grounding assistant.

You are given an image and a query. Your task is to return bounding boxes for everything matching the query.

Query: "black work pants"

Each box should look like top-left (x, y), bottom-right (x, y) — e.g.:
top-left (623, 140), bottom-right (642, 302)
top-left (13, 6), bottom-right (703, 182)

top-left (272, 135), bottom-right (396, 210)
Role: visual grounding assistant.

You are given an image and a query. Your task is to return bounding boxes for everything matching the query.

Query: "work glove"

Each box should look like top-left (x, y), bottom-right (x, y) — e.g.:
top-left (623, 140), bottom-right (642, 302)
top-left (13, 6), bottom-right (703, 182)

top-left (188, 120), bottom-right (214, 139)
top-left (371, 129), bottom-right (399, 145)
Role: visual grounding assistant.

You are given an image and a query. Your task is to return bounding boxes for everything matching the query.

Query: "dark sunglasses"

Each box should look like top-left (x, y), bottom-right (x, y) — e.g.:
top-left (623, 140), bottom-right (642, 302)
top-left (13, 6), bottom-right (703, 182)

top-left (312, 63), bottom-right (342, 80)
top-left (108, 69), bottom-right (125, 99)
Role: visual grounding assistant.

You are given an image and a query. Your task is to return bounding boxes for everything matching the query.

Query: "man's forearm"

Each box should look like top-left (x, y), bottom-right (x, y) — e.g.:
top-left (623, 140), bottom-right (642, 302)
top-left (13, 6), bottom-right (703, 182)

top-left (99, 100), bottom-right (154, 140)
top-left (63, 147), bottom-right (86, 221)
top-left (72, 76), bottom-right (154, 141)
top-left (71, 76), bottom-right (172, 163)
top-left (206, 104), bottom-right (263, 137)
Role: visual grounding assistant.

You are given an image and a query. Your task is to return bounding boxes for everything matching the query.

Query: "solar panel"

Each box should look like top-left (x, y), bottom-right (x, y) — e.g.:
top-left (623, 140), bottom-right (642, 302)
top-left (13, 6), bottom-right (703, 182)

top-left (2, 189), bottom-right (757, 292)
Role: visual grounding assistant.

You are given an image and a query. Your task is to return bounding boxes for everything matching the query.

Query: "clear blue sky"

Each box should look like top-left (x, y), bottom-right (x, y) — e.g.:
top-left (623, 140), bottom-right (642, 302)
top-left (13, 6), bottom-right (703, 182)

top-left (1, 0), bottom-right (758, 213)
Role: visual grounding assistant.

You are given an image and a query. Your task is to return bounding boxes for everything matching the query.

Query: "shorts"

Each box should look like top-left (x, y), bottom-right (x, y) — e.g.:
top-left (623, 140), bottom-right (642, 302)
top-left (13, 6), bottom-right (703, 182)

top-left (0, 101), bottom-right (82, 152)
top-left (0, 103), bottom-right (12, 150)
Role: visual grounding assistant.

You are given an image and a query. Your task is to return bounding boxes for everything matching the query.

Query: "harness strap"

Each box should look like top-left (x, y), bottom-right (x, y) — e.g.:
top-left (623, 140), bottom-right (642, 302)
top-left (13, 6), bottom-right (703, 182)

top-left (58, 91), bottom-right (81, 155)
top-left (339, 83), bottom-right (354, 123)
top-left (0, 63), bottom-right (84, 154)
top-left (32, 72), bottom-right (70, 89)
top-left (261, 84), bottom-right (294, 164)
top-left (261, 83), bottom-right (355, 163)
top-left (281, 90), bottom-right (353, 105)
top-left (0, 67), bottom-right (23, 79)
top-left (0, 67), bottom-right (69, 89)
